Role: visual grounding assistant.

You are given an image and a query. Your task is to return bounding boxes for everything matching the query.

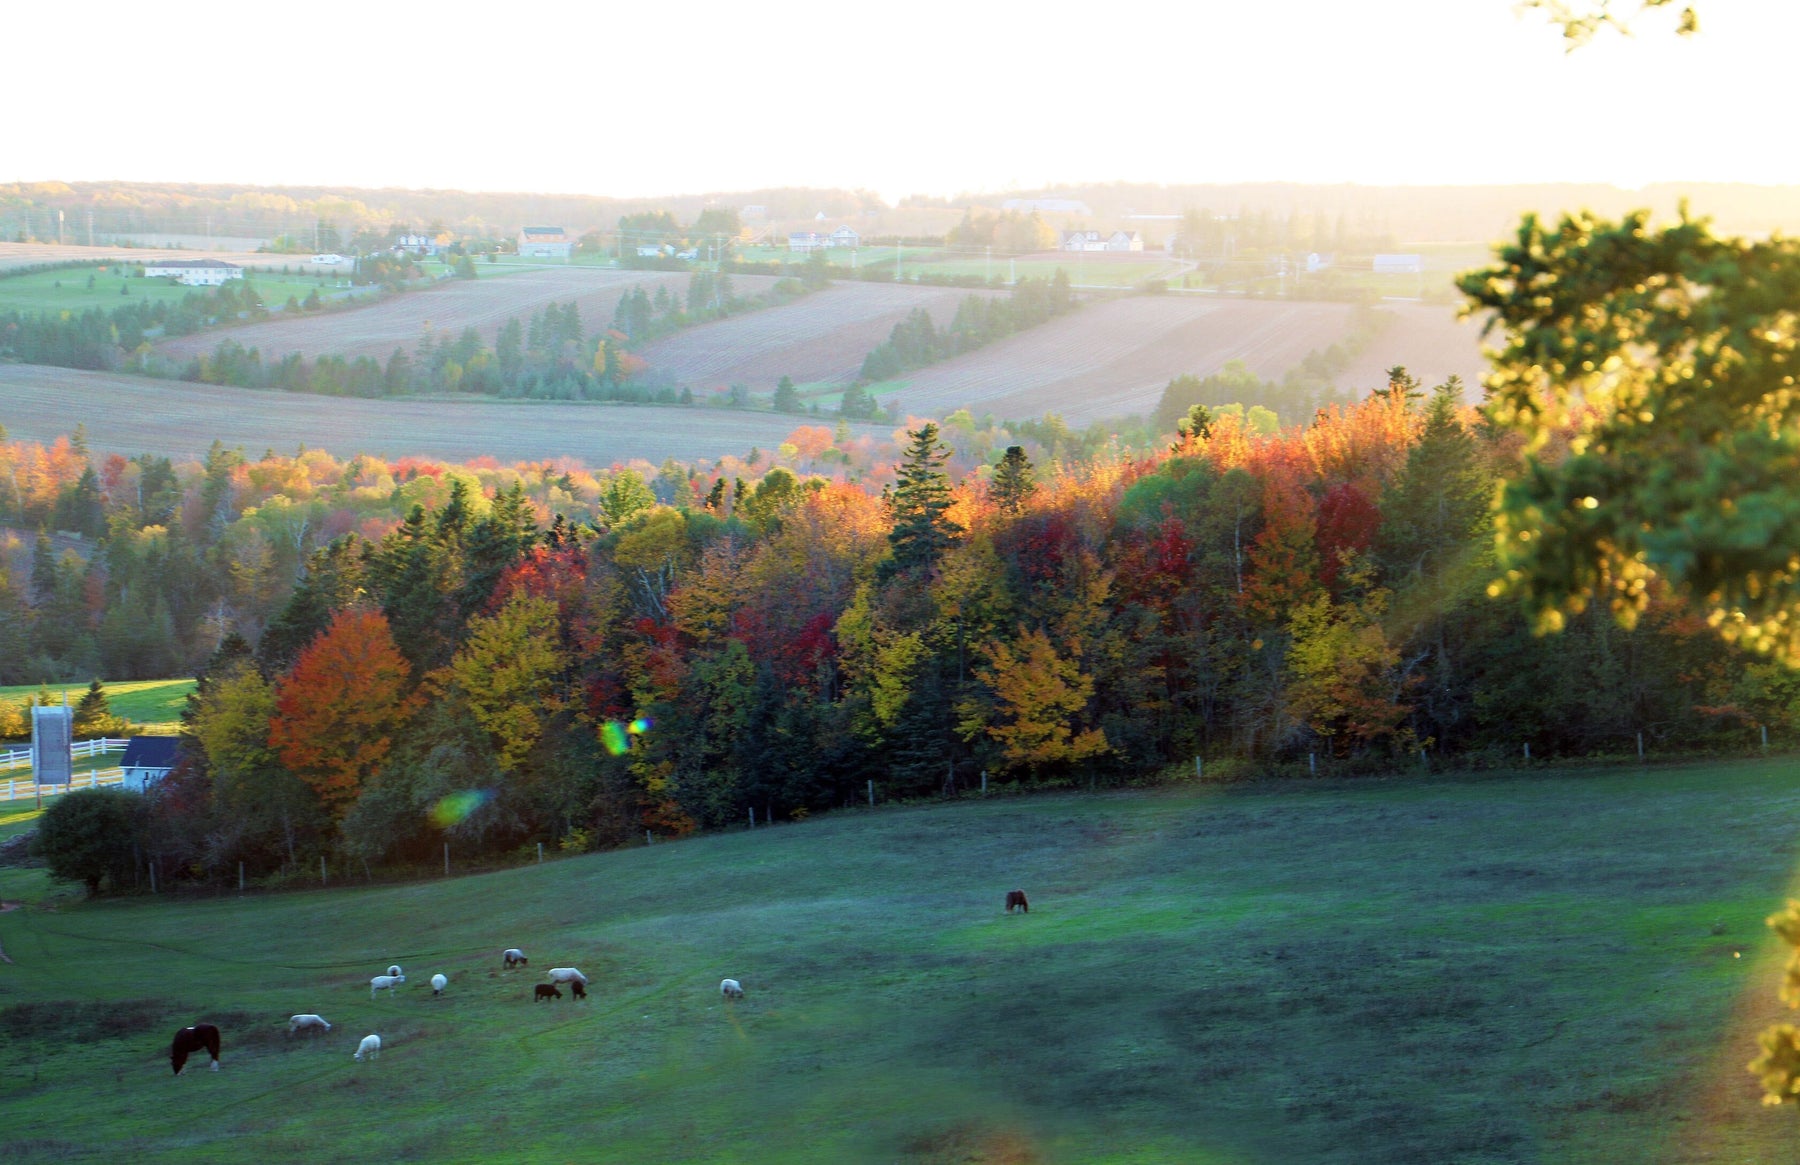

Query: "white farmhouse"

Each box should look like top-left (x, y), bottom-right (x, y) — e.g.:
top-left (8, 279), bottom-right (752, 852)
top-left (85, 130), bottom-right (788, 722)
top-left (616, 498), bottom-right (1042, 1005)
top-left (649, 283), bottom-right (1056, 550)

top-left (119, 736), bottom-right (180, 792)
top-left (518, 227), bottom-right (573, 259)
top-left (144, 259), bottom-right (244, 287)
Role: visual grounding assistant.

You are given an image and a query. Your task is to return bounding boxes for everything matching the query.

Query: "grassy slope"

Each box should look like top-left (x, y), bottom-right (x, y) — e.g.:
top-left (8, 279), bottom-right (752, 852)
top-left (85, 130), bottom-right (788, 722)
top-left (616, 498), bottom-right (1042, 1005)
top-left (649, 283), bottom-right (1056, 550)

top-left (0, 680), bottom-right (195, 733)
top-left (1, 760), bottom-right (1798, 1163)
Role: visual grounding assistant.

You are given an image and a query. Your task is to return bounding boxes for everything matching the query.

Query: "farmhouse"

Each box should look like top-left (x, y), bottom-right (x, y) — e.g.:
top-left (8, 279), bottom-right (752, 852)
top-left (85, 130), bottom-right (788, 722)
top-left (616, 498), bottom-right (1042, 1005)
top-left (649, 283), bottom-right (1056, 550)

top-left (1062, 230), bottom-right (1142, 253)
top-left (144, 259), bottom-right (243, 287)
top-left (789, 227), bottom-right (860, 253)
top-left (518, 227), bottom-right (573, 259)
top-left (119, 736), bottom-right (180, 792)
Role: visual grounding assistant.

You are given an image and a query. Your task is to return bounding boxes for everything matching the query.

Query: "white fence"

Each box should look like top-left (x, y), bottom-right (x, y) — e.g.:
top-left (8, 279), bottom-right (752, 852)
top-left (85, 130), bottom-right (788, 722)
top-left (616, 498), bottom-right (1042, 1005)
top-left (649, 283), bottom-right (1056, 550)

top-left (0, 739), bottom-right (130, 772)
top-left (1, 767), bottom-right (126, 803)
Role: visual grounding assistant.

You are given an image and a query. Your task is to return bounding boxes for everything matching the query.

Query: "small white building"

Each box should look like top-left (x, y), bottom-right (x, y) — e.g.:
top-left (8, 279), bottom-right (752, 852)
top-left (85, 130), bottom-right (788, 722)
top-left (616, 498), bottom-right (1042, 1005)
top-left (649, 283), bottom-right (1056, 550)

top-left (518, 227), bottom-right (573, 259)
top-left (119, 736), bottom-right (180, 792)
top-left (829, 226), bottom-right (860, 249)
top-left (144, 259), bottom-right (244, 286)
top-left (1103, 230), bottom-right (1143, 253)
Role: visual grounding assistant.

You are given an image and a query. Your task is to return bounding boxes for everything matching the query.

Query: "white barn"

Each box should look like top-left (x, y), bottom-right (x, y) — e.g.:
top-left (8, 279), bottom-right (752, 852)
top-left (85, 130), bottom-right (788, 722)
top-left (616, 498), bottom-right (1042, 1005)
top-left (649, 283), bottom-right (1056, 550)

top-left (120, 736), bottom-right (180, 792)
top-left (144, 259), bottom-right (243, 286)
top-left (518, 227), bottom-right (573, 259)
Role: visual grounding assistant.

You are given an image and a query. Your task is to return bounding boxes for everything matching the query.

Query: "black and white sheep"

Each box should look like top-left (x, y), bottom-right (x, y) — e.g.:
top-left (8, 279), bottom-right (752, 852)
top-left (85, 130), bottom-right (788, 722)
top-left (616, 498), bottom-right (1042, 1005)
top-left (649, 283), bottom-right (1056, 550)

top-left (720, 978), bottom-right (745, 1000)
top-left (370, 973), bottom-right (405, 999)
top-left (430, 973), bottom-right (447, 996)
top-left (354, 1033), bottom-right (381, 1060)
top-left (503, 948), bottom-right (528, 969)
top-left (288, 1013), bottom-right (332, 1035)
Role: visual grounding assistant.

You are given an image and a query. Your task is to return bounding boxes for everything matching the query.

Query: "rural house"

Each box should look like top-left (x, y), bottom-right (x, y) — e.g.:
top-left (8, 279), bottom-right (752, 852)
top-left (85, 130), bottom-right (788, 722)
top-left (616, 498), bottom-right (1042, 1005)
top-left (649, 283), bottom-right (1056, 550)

top-left (788, 227), bottom-right (860, 253)
top-left (143, 259), bottom-right (243, 286)
top-left (1061, 229), bottom-right (1142, 253)
top-left (119, 736), bottom-right (180, 792)
top-left (517, 227), bottom-right (573, 259)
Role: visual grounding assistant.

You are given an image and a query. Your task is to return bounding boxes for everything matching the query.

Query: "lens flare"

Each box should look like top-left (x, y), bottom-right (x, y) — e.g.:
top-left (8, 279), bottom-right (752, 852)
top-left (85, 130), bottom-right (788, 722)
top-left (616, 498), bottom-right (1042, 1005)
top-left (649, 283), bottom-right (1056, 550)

top-left (601, 718), bottom-right (653, 756)
top-left (430, 789), bottom-right (492, 828)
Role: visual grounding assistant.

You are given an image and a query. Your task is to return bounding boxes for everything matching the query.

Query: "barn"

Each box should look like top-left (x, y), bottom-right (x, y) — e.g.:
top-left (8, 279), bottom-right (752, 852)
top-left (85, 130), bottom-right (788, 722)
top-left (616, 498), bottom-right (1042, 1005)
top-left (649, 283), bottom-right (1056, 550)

top-left (120, 736), bottom-right (180, 792)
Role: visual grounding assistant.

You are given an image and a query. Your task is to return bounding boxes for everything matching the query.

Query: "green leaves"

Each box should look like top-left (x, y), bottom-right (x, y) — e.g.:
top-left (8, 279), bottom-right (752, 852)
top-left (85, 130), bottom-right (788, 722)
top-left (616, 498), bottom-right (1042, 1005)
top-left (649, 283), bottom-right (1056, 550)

top-left (1464, 209), bottom-right (1800, 661)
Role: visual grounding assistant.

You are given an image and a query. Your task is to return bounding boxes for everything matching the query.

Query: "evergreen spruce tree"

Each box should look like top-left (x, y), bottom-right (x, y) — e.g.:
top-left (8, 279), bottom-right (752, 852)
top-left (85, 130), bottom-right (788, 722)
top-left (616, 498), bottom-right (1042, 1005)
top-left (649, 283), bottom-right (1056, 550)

top-left (773, 375), bottom-right (800, 413)
top-left (990, 446), bottom-right (1037, 515)
top-left (886, 423), bottom-right (964, 575)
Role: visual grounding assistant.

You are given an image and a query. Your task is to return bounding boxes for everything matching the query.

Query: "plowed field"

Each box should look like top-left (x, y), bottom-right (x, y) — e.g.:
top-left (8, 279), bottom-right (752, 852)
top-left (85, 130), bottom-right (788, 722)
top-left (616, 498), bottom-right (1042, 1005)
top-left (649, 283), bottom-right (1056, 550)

top-left (636, 282), bottom-right (993, 390)
top-left (888, 297), bottom-right (1492, 425)
top-left (155, 266), bottom-right (768, 365)
top-left (0, 365), bottom-right (872, 466)
top-left (0, 241), bottom-right (298, 272)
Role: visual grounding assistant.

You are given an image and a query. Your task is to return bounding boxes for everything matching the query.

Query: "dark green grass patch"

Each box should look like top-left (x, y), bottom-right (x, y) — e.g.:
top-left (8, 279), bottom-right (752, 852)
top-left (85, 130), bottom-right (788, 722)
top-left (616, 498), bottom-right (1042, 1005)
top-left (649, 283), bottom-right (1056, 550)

top-left (0, 759), bottom-right (1796, 1162)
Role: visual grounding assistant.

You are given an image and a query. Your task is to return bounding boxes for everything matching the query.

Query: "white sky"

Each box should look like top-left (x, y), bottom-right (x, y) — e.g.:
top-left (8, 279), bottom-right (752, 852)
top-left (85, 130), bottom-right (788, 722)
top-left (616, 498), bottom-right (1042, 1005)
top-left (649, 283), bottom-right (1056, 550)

top-left (7, 1), bottom-right (1794, 199)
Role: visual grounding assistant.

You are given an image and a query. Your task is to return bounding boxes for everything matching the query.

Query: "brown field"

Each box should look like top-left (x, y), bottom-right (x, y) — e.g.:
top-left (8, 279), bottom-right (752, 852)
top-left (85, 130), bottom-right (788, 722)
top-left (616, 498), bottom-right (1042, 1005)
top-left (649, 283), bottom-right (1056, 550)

top-left (0, 365), bottom-right (879, 467)
top-left (0, 240), bottom-right (335, 273)
top-left (643, 290), bottom-right (1492, 427)
top-left (637, 282), bottom-right (995, 390)
top-left (154, 266), bottom-right (770, 365)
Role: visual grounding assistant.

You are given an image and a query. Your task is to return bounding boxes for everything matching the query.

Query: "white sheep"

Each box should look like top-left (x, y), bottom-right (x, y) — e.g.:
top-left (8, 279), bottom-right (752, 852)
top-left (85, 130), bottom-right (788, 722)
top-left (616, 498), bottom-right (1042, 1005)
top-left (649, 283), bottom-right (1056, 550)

top-left (370, 973), bottom-right (405, 999)
top-left (720, 978), bottom-right (744, 1000)
top-left (386, 964), bottom-right (402, 978)
top-left (502, 948), bottom-right (528, 969)
top-left (430, 973), bottom-right (447, 996)
top-left (288, 1013), bottom-right (332, 1035)
top-left (354, 1033), bottom-right (381, 1061)
top-left (546, 967), bottom-right (588, 986)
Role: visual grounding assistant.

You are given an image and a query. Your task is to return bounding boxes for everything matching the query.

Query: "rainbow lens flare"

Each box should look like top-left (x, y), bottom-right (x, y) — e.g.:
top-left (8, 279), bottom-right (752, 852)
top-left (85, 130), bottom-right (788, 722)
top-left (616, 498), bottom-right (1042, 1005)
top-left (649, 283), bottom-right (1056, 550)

top-left (601, 717), bottom-right (653, 756)
top-left (430, 789), bottom-right (493, 828)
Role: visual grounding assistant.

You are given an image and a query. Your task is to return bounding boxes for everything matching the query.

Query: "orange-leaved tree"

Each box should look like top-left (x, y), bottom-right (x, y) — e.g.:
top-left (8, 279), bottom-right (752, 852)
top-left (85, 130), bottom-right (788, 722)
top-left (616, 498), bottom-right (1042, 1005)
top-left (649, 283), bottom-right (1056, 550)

top-left (269, 607), bottom-right (419, 818)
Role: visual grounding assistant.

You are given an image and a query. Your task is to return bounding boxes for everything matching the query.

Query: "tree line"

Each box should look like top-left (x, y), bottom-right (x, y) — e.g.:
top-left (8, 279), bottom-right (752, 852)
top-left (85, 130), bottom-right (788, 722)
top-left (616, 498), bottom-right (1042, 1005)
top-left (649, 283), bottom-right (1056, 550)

top-left (26, 375), bottom-right (1800, 892)
top-left (858, 272), bottom-right (1078, 384)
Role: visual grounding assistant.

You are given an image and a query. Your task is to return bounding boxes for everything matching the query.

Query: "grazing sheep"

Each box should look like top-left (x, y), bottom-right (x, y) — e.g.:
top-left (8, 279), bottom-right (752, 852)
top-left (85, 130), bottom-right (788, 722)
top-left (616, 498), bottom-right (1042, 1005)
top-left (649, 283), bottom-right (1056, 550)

top-left (370, 973), bottom-right (405, 999)
top-left (534, 984), bottom-right (562, 1002)
top-left (569, 979), bottom-right (587, 1000)
top-left (354, 1033), bottom-right (381, 1061)
top-left (386, 965), bottom-right (402, 978)
top-left (430, 973), bottom-right (447, 996)
top-left (720, 978), bottom-right (744, 1001)
top-left (1005, 889), bottom-right (1030, 914)
top-left (170, 1023), bottom-right (221, 1074)
top-left (546, 967), bottom-right (588, 986)
top-left (288, 1014), bottom-right (332, 1035)
top-left (503, 948), bottom-right (528, 969)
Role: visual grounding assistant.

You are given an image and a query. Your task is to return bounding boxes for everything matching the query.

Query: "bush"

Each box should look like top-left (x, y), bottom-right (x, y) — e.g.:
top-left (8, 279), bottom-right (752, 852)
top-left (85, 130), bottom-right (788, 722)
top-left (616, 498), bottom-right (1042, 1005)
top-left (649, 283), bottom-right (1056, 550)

top-left (32, 788), bottom-right (146, 894)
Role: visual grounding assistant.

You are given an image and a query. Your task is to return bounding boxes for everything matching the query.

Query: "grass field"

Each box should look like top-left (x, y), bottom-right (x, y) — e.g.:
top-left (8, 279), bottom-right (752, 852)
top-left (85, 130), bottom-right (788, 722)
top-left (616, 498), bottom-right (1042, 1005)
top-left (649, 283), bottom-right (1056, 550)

top-left (1, 758), bottom-right (1797, 1162)
top-left (733, 245), bottom-right (1182, 289)
top-left (0, 266), bottom-right (375, 317)
top-left (0, 679), bottom-right (194, 732)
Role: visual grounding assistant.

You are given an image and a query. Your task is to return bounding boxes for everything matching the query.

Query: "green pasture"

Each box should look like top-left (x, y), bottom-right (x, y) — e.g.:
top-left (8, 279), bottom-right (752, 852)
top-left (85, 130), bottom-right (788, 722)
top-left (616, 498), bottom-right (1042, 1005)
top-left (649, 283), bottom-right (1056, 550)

top-left (0, 266), bottom-right (362, 316)
top-left (2, 757), bottom-right (1798, 1162)
top-left (0, 679), bottom-right (194, 732)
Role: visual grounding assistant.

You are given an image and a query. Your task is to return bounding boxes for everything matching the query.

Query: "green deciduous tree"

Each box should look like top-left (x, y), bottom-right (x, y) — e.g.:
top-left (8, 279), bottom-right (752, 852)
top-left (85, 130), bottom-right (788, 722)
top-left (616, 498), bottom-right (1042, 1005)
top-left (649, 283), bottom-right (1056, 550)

top-left (32, 788), bottom-right (145, 894)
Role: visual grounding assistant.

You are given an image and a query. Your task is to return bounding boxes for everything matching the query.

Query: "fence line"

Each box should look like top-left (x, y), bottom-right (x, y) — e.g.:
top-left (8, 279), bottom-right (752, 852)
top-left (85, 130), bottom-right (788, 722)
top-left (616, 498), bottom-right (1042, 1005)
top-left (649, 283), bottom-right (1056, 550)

top-left (0, 739), bottom-right (132, 773)
top-left (0, 767), bottom-right (126, 803)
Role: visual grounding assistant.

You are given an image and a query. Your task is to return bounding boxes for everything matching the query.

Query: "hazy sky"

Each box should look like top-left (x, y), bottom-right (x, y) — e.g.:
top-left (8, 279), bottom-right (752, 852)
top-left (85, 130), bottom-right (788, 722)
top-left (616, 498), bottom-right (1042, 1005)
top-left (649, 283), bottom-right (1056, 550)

top-left (10, 1), bottom-right (1794, 199)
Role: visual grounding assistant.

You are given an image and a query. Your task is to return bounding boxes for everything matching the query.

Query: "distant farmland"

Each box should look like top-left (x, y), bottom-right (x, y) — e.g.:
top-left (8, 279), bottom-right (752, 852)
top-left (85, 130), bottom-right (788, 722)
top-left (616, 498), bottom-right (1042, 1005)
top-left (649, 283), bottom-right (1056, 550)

top-left (0, 365), bottom-right (881, 467)
top-left (636, 282), bottom-right (997, 390)
top-left (154, 265), bottom-right (747, 365)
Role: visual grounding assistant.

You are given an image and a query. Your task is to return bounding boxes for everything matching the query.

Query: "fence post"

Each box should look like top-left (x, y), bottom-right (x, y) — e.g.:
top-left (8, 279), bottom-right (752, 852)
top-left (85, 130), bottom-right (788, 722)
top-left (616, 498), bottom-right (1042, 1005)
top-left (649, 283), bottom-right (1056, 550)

top-left (444, 842), bottom-right (450, 878)
top-left (748, 807), bottom-right (755, 829)
top-left (321, 856), bottom-right (327, 886)
top-left (238, 862), bottom-right (244, 893)
top-left (867, 780), bottom-right (874, 808)
top-left (1523, 742), bottom-right (1530, 761)
top-left (149, 860), bottom-right (157, 894)
top-left (1763, 725), bottom-right (1770, 751)
top-left (981, 770), bottom-right (988, 793)
top-left (645, 830), bottom-right (652, 846)
top-left (1637, 731), bottom-right (1644, 760)
top-left (1309, 752), bottom-right (1316, 775)
top-left (537, 842), bottom-right (543, 864)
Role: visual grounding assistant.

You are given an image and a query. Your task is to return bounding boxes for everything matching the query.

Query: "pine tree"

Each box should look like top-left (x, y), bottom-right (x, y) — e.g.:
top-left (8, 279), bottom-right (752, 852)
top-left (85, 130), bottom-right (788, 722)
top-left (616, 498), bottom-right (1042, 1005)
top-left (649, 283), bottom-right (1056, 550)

top-left (990, 446), bottom-right (1037, 515)
top-left (886, 423), bottom-right (964, 575)
top-left (773, 376), bottom-right (800, 413)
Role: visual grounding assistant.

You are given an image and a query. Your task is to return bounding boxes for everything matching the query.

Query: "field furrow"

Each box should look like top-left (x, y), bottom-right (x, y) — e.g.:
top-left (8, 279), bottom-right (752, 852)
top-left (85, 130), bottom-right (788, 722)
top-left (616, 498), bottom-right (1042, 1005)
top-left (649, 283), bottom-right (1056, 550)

top-left (0, 365), bottom-right (880, 466)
